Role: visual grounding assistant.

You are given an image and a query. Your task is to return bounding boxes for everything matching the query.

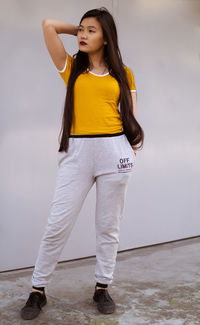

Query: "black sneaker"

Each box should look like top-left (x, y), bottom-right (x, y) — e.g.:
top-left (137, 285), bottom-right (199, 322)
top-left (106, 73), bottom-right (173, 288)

top-left (93, 286), bottom-right (116, 314)
top-left (20, 291), bottom-right (47, 320)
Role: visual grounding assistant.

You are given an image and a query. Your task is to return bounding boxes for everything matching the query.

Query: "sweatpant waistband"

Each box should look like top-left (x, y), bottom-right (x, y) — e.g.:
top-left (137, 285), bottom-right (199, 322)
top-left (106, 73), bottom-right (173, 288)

top-left (69, 131), bottom-right (124, 138)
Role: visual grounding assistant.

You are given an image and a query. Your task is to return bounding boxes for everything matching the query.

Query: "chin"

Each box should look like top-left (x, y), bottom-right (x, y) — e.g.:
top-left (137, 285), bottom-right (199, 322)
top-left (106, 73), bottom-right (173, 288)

top-left (79, 48), bottom-right (89, 53)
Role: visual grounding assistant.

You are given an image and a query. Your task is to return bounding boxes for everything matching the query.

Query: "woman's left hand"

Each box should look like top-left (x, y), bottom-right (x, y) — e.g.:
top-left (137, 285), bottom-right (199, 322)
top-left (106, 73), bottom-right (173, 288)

top-left (131, 145), bottom-right (137, 156)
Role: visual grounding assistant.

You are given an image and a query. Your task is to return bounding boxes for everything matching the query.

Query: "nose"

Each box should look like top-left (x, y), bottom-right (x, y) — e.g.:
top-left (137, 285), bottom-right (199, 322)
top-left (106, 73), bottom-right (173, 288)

top-left (79, 30), bottom-right (87, 39)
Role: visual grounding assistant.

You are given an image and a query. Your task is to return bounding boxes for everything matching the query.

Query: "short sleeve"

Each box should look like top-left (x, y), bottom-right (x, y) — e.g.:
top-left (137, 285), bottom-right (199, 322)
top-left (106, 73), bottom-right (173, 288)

top-left (124, 66), bottom-right (136, 93)
top-left (56, 53), bottom-right (74, 87)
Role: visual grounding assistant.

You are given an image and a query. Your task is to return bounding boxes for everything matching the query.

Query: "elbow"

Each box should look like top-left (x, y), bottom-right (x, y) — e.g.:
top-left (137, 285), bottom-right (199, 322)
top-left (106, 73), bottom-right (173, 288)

top-left (42, 19), bottom-right (51, 28)
top-left (42, 19), bottom-right (46, 26)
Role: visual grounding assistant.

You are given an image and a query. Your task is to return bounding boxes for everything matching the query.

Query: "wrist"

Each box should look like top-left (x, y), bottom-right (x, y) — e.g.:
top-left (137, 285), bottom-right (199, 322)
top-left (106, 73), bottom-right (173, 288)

top-left (73, 25), bottom-right (79, 36)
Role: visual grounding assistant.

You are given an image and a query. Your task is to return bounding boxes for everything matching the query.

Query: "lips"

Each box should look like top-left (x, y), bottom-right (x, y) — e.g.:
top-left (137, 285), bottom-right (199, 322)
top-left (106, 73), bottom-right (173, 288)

top-left (80, 41), bottom-right (87, 45)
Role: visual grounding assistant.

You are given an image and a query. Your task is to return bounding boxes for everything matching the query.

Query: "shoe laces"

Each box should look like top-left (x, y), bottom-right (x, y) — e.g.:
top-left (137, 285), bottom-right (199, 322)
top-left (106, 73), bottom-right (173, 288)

top-left (96, 289), bottom-right (111, 302)
top-left (25, 292), bottom-right (43, 308)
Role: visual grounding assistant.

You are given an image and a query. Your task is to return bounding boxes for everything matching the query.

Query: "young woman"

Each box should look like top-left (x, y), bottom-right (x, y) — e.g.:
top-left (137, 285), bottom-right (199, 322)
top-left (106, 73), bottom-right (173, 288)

top-left (20, 7), bottom-right (144, 320)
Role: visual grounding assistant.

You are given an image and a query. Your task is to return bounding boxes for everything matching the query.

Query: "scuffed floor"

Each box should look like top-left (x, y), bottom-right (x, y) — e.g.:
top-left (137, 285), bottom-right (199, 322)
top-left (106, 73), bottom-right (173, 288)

top-left (0, 237), bottom-right (200, 324)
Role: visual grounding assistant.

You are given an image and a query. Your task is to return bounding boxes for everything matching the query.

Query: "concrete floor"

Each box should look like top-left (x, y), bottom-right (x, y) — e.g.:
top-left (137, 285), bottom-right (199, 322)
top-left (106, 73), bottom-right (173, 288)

top-left (0, 237), bottom-right (200, 325)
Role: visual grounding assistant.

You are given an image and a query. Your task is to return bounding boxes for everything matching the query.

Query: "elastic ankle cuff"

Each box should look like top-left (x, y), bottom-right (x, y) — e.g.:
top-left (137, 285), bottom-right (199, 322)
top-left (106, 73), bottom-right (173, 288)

top-left (32, 286), bottom-right (45, 292)
top-left (96, 282), bottom-right (108, 288)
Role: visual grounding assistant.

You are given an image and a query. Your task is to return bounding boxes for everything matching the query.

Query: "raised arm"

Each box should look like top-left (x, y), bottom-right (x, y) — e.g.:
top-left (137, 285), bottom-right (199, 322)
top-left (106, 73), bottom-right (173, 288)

top-left (42, 19), bottom-right (79, 71)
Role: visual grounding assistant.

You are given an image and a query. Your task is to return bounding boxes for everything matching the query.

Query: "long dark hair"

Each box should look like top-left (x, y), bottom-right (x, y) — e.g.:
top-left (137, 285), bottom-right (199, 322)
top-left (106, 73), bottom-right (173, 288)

top-left (58, 7), bottom-right (144, 153)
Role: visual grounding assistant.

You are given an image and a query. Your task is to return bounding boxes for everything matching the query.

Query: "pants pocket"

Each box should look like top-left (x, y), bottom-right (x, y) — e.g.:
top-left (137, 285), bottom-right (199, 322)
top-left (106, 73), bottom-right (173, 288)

top-left (57, 138), bottom-right (85, 166)
top-left (124, 135), bottom-right (136, 160)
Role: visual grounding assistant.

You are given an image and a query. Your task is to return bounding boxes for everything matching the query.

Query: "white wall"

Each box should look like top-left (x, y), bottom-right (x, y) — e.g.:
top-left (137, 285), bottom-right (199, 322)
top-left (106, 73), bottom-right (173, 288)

top-left (0, 0), bottom-right (200, 272)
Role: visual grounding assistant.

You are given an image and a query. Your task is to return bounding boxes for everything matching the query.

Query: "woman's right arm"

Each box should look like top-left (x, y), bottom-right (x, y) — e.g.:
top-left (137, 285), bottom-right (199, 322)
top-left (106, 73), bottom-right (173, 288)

top-left (42, 19), bottom-right (79, 71)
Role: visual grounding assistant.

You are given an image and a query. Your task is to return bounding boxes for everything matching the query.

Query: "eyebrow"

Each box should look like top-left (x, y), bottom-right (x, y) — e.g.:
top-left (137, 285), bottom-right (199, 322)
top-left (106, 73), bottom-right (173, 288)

top-left (79, 25), bottom-right (97, 29)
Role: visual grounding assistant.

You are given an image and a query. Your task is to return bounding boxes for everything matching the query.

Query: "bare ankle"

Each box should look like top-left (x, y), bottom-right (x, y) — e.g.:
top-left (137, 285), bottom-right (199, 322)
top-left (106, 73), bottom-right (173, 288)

top-left (32, 288), bottom-right (44, 294)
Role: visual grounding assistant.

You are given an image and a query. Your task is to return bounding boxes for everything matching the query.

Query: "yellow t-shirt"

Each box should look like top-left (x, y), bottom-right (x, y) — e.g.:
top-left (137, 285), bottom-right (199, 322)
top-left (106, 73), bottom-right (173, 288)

top-left (57, 53), bottom-right (136, 135)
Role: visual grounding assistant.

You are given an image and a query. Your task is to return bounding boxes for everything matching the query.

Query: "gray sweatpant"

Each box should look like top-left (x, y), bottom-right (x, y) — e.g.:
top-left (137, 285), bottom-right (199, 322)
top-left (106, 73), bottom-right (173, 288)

top-left (32, 132), bottom-right (136, 287)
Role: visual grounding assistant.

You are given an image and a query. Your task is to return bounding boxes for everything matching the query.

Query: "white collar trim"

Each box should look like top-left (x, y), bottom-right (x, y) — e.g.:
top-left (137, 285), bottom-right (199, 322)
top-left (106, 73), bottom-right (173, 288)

top-left (86, 68), bottom-right (109, 76)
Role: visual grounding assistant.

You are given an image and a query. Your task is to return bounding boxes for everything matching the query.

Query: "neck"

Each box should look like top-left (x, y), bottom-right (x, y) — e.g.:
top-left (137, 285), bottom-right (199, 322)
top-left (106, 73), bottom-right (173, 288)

top-left (88, 48), bottom-right (106, 69)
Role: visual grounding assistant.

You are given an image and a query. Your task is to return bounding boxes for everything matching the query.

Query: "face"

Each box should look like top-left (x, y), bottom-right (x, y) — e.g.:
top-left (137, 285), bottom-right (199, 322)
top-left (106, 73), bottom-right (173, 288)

top-left (77, 17), bottom-right (107, 54)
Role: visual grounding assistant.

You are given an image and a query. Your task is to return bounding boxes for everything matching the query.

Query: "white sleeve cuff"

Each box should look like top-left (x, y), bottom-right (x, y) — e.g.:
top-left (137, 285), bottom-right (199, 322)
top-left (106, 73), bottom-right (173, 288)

top-left (130, 89), bottom-right (136, 92)
top-left (56, 54), bottom-right (68, 73)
